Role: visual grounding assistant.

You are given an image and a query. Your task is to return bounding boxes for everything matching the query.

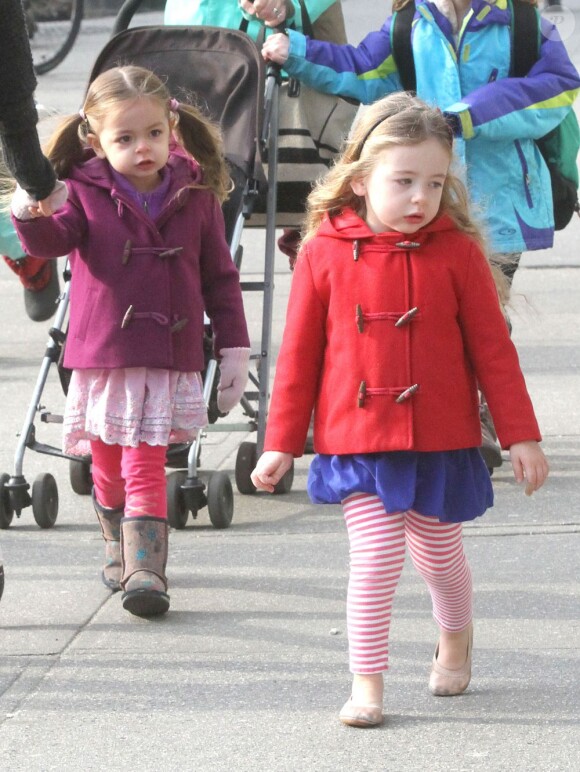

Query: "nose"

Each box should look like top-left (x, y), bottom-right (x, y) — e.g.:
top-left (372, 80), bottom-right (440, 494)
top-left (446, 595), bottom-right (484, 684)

top-left (135, 137), bottom-right (150, 152)
top-left (411, 185), bottom-right (427, 203)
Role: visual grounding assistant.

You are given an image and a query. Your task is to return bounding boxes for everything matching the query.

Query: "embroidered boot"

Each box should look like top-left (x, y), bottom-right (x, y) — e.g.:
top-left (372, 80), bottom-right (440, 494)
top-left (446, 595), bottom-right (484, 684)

top-left (92, 491), bottom-right (123, 592)
top-left (120, 516), bottom-right (170, 617)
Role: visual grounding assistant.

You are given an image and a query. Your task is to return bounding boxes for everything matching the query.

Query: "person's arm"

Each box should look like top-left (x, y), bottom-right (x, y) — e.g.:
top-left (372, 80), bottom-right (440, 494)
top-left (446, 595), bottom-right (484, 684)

top-left (0, 0), bottom-right (57, 200)
top-left (199, 196), bottom-right (251, 353)
top-left (445, 18), bottom-right (580, 142)
top-left (12, 191), bottom-right (85, 259)
top-left (263, 18), bottom-right (403, 104)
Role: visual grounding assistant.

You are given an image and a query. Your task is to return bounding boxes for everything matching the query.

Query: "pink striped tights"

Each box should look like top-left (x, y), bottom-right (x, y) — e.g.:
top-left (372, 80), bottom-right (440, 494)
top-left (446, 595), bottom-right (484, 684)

top-left (343, 492), bottom-right (472, 675)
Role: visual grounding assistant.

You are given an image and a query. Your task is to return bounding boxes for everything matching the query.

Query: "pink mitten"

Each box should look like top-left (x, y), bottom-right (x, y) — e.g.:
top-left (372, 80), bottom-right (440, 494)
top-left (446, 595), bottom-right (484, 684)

top-left (11, 185), bottom-right (38, 220)
top-left (217, 347), bottom-right (250, 413)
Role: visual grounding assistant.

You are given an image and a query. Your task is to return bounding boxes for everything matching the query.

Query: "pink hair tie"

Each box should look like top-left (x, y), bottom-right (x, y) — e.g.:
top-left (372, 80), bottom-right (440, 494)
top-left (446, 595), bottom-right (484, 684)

top-left (169, 98), bottom-right (180, 112)
top-left (79, 108), bottom-right (87, 121)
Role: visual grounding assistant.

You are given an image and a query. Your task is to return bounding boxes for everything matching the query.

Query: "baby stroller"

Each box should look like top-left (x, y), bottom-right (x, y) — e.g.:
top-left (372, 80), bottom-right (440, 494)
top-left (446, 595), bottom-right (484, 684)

top-left (0, 0), bottom-right (295, 532)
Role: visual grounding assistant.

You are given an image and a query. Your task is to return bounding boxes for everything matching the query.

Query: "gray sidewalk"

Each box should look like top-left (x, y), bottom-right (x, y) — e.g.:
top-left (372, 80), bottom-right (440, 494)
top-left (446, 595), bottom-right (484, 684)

top-left (1, 5), bottom-right (580, 771)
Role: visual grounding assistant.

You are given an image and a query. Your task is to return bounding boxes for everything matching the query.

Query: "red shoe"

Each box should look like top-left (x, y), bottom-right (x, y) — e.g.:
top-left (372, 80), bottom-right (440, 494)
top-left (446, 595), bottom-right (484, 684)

top-left (3, 255), bottom-right (60, 322)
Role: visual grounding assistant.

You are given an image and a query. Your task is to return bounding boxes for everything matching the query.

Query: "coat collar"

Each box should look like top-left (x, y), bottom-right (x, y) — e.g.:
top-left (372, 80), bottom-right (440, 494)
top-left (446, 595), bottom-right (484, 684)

top-left (68, 145), bottom-right (204, 202)
top-left (317, 207), bottom-right (458, 250)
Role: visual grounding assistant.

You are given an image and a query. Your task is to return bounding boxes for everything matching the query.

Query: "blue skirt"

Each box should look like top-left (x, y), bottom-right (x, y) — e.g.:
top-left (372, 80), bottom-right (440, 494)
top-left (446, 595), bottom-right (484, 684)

top-left (307, 449), bottom-right (493, 523)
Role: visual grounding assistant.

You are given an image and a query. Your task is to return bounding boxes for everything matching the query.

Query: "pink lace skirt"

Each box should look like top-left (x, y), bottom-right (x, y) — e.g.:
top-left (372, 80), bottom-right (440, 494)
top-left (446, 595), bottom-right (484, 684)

top-left (63, 368), bottom-right (207, 457)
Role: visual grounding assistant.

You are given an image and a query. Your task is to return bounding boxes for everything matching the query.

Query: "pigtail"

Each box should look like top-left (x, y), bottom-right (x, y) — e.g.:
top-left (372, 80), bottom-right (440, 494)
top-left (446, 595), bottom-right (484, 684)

top-left (43, 114), bottom-right (86, 179)
top-left (174, 104), bottom-right (232, 204)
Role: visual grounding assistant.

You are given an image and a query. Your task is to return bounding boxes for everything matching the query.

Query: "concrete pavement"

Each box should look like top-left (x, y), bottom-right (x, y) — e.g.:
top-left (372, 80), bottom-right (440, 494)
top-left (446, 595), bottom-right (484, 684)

top-left (1, 4), bottom-right (579, 770)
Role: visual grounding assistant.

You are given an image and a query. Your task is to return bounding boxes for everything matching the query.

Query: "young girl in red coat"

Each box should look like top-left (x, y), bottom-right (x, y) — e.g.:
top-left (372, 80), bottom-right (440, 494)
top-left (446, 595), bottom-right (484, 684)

top-left (251, 92), bottom-right (548, 727)
top-left (11, 65), bottom-right (250, 618)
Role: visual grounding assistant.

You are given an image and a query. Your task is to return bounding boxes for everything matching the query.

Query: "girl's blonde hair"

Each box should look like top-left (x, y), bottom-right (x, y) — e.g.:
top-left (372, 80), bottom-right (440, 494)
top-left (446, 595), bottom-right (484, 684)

top-left (44, 65), bottom-right (231, 202)
top-left (302, 92), bottom-right (509, 302)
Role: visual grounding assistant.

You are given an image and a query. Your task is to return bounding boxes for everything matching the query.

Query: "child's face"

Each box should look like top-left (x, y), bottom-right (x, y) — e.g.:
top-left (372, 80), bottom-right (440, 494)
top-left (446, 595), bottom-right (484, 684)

top-left (351, 138), bottom-right (450, 234)
top-left (87, 97), bottom-right (172, 192)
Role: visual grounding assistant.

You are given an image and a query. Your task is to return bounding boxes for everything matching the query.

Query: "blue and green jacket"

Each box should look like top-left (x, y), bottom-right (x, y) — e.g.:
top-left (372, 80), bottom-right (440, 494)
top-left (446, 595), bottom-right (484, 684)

top-left (284, 0), bottom-right (580, 253)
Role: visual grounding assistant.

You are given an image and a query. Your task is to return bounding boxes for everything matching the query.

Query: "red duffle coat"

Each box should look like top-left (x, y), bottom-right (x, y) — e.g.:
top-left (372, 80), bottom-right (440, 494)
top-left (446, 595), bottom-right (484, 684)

top-left (13, 150), bottom-right (249, 371)
top-left (264, 209), bottom-right (541, 456)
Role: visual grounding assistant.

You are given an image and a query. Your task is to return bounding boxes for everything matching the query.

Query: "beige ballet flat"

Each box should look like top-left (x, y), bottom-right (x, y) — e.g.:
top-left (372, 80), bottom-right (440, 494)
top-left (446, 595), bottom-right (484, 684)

top-left (339, 697), bottom-right (384, 728)
top-left (429, 624), bottom-right (473, 697)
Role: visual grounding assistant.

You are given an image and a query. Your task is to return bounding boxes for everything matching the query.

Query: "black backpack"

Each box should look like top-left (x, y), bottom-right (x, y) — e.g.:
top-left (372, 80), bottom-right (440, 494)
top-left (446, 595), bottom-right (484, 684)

top-left (391, 0), bottom-right (580, 230)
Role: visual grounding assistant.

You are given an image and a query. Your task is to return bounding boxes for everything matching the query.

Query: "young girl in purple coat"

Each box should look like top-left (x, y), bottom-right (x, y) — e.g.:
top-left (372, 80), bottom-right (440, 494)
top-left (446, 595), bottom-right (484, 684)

top-left (11, 65), bottom-right (250, 618)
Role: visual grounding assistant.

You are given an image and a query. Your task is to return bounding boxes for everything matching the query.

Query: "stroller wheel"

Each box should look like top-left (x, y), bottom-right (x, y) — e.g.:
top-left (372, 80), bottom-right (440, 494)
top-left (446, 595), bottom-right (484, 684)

top-left (0, 473), bottom-right (15, 529)
top-left (69, 459), bottom-right (93, 496)
top-left (207, 472), bottom-right (234, 529)
top-left (31, 473), bottom-right (59, 529)
top-left (166, 471), bottom-right (190, 529)
top-left (235, 441), bottom-right (257, 495)
top-left (273, 460), bottom-right (294, 495)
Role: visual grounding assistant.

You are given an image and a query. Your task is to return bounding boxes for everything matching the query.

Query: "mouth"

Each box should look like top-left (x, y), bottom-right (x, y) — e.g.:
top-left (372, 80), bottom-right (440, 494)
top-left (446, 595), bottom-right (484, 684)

top-left (137, 160), bottom-right (155, 169)
top-left (404, 213), bottom-right (424, 223)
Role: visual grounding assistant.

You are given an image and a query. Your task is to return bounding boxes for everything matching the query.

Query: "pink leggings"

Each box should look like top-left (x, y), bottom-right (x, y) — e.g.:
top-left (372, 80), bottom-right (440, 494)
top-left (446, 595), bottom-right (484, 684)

top-left (90, 439), bottom-right (168, 520)
top-left (343, 493), bottom-right (472, 675)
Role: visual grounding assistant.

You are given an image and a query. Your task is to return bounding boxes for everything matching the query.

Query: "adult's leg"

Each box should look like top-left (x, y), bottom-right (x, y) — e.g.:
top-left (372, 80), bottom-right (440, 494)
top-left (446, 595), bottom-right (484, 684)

top-left (480, 251), bottom-right (522, 469)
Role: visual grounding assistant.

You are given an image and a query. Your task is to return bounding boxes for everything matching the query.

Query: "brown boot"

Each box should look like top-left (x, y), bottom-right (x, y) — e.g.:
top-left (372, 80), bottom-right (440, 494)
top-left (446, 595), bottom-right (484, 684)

top-left (92, 492), bottom-right (123, 592)
top-left (120, 517), bottom-right (170, 617)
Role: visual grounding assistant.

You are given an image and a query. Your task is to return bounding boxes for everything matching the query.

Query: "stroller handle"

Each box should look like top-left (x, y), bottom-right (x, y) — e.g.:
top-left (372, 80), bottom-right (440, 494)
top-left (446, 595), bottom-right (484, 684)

top-left (112, 0), bottom-right (147, 36)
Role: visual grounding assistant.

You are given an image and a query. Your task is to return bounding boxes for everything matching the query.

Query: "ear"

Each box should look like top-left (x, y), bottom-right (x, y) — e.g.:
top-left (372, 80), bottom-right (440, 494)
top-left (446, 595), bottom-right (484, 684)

top-left (86, 133), bottom-right (106, 159)
top-left (350, 177), bottom-right (366, 197)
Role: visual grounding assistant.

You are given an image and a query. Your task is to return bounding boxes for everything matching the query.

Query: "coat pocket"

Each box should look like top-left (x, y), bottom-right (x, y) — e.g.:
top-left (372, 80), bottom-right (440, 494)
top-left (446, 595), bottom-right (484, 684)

top-left (74, 286), bottom-right (98, 342)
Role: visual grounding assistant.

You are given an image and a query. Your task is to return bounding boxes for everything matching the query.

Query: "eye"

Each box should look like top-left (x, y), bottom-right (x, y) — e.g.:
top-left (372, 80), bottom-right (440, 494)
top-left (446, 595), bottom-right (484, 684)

top-left (396, 178), bottom-right (412, 186)
top-left (150, 128), bottom-right (163, 138)
top-left (429, 180), bottom-right (444, 189)
top-left (117, 135), bottom-right (132, 145)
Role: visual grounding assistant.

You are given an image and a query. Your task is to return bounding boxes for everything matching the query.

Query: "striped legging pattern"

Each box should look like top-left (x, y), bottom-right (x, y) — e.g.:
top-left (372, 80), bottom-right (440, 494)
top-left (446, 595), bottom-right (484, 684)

top-left (343, 493), bottom-right (473, 674)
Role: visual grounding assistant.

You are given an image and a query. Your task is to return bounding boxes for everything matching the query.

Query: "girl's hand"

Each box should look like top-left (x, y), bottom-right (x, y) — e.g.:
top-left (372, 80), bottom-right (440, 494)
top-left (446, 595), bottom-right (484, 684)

top-left (251, 451), bottom-right (293, 492)
top-left (262, 33), bottom-right (290, 64)
top-left (11, 181), bottom-right (68, 220)
top-left (37, 181), bottom-right (68, 216)
top-left (509, 441), bottom-right (549, 496)
top-left (239, 0), bottom-right (291, 27)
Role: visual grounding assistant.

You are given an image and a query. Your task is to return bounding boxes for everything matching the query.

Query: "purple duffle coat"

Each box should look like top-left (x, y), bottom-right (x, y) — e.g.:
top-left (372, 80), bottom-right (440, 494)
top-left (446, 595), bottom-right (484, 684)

top-left (13, 149), bottom-right (250, 371)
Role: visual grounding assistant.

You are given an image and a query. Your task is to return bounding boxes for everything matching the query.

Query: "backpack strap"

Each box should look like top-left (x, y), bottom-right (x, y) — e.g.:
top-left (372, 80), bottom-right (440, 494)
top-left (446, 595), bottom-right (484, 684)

top-left (510, 0), bottom-right (541, 77)
top-left (391, 1), bottom-right (417, 93)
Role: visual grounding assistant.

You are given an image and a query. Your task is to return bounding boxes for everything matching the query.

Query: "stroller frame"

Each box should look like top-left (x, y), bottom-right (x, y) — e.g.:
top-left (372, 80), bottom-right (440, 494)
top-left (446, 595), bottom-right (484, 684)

top-left (0, 1), bottom-right (294, 532)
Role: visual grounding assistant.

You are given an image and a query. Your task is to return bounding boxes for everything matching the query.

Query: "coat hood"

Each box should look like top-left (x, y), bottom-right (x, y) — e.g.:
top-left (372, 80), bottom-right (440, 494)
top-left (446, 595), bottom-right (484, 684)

top-left (315, 207), bottom-right (459, 247)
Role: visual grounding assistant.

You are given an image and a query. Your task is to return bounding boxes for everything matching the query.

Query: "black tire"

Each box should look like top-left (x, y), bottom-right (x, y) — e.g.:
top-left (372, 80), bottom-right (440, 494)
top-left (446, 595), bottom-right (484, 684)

top-left (273, 460), bottom-right (294, 495)
top-left (27, 0), bottom-right (84, 75)
top-left (0, 473), bottom-right (15, 530)
top-left (69, 458), bottom-right (93, 496)
top-left (235, 441), bottom-right (257, 495)
top-left (31, 473), bottom-right (59, 529)
top-left (207, 472), bottom-right (234, 529)
top-left (166, 471), bottom-right (189, 529)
